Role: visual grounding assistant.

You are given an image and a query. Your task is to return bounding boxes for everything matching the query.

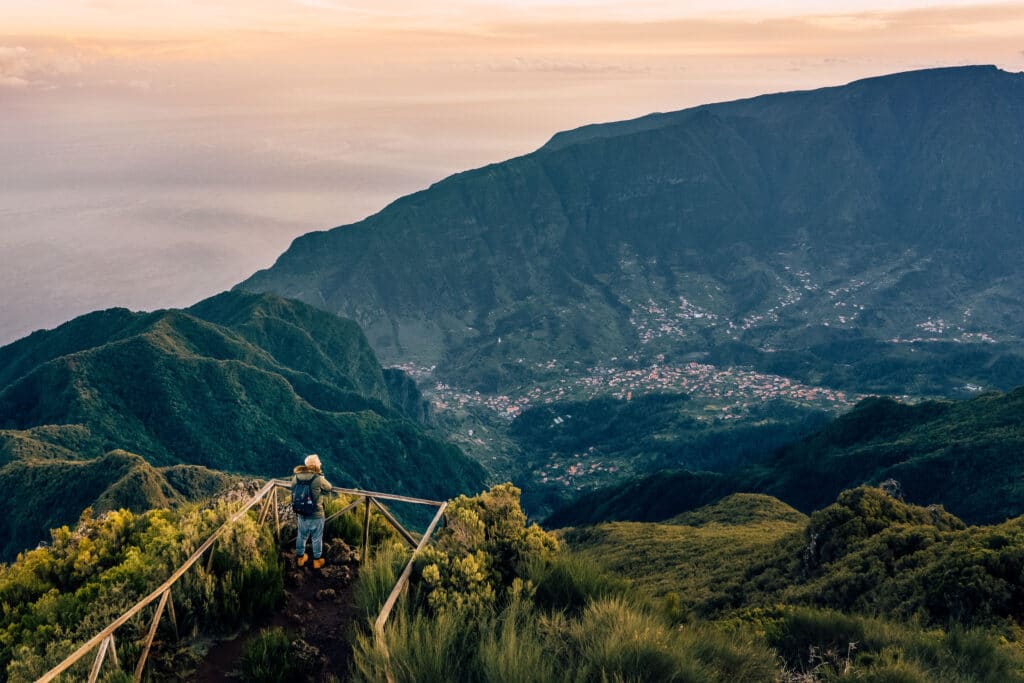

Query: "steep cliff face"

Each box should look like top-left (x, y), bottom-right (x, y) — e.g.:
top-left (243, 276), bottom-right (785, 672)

top-left (239, 66), bottom-right (1024, 394)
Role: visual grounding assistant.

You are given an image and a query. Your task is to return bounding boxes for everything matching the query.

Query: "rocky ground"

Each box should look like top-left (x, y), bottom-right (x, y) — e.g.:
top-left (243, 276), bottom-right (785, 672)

top-left (192, 534), bottom-right (360, 681)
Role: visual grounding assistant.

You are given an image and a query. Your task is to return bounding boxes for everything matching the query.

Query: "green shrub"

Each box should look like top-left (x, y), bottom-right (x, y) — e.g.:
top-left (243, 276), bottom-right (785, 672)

top-left (569, 597), bottom-right (709, 682)
top-left (414, 483), bottom-right (558, 615)
top-left (856, 661), bottom-right (932, 683)
top-left (323, 495), bottom-right (403, 550)
top-left (941, 627), bottom-right (1020, 683)
top-left (757, 607), bottom-right (1024, 682)
top-left (680, 625), bottom-right (781, 683)
top-left (349, 484), bottom-right (783, 683)
top-left (766, 607), bottom-right (868, 670)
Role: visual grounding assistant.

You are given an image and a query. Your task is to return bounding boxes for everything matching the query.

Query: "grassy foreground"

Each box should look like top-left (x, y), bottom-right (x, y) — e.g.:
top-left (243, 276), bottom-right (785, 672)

top-left (350, 485), bottom-right (1024, 682)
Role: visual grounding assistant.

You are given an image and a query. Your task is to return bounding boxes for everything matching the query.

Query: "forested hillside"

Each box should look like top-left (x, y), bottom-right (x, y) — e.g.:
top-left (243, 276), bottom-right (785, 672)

top-left (0, 291), bottom-right (485, 559)
top-left (549, 388), bottom-right (1024, 527)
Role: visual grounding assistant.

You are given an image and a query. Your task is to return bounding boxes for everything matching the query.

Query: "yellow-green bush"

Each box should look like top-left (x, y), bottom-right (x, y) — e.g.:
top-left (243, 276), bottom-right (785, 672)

top-left (0, 496), bottom-right (283, 681)
top-left (413, 483), bottom-right (558, 616)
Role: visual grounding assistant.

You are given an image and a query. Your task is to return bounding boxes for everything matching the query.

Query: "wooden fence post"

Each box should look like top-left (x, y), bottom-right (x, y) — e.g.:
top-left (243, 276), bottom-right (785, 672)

top-left (374, 501), bottom-right (448, 634)
top-left (370, 497), bottom-right (417, 548)
top-left (165, 590), bottom-right (179, 640)
top-left (258, 494), bottom-right (273, 526)
top-left (362, 495), bottom-right (371, 562)
top-left (108, 632), bottom-right (120, 670)
top-left (273, 487), bottom-right (281, 542)
top-left (86, 634), bottom-right (111, 683)
top-left (206, 541), bottom-right (217, 572)
top-left (134, 589), bottom-right (170, 682)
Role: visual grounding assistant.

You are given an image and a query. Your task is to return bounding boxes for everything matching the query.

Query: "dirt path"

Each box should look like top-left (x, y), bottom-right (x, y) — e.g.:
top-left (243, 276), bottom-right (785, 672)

top-left (192, 537), bottom-right (360, 682)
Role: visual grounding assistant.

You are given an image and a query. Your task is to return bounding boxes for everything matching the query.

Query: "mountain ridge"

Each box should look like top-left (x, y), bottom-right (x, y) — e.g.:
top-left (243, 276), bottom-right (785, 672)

top-left (0, 291), bottom-right (486, 559)
top-left (546, 386), bottom-right (1024, 528)
top-left (542, 65), bottom-right (1010, 151)
top-left (239, 65), bottom-right (1024, 398)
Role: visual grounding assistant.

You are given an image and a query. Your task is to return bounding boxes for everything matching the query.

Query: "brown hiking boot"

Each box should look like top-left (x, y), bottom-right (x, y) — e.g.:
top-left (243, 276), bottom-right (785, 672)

top-left (312, 557), bottom-right (325, 570)
top-left (296, 553), bottom-right (308, 568)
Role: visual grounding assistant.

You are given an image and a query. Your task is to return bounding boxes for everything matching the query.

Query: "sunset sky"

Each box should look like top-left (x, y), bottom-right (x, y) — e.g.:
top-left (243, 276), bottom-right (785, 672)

top-left (2, 1), bottom-right (1023, 343)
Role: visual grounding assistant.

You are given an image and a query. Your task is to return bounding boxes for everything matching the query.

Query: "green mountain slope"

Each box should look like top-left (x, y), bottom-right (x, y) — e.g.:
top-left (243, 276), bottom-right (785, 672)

top-left (0, 291), bottom-right (486, 559)
top-left (752, 389), bottom-right (1024, 522)
top-left (509, 393), bottom-right (829, 516)
top-left (549, 387), bottom-right (1024, 527)
top-left (240, 66), bottom-right (1024, 397)
top-left (563, 494), bottom-right (806, 600)
top-left (564, 486), bottom-right (1024, 630)
top-left (0, 438), bottom-right (233, 559)
top-left (187, 291), bottom-right (390, 402)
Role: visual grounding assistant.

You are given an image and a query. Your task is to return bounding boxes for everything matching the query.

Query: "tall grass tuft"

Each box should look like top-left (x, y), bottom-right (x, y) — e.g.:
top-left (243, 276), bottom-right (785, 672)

top-left (855, 661), bottom-right (932, 683)
top-left (351, 552), bottom-right (782, 683)
top-left (477, 596), bottom-right (561, 683)
top-left (680, 624), bottom-right (782, 683)
top-left (240, 627), bottom-right (294, 683)
top-left (99, 671), bottom-right (134, 683)
top-left (767, 607), bottom-right (868, 671)
top-left (569, 596), bottom-right (709, 683)
top-left (351, 608), bottom-right (472, 683)
top-left (763, 607), bottom-right (1024, 683)
top-left (530, 553), bottom-right (630, 614)
top-left (352, 543), bottom-right (410, 624)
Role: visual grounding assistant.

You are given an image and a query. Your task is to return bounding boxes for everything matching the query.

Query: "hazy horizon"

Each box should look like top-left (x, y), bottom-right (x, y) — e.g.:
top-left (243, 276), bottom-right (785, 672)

top-left (2, 0), bottom-right (1023, 345)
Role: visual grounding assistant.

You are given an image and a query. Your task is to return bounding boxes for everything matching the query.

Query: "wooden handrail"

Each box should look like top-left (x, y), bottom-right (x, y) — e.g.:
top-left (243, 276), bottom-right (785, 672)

top-left (37, 479), bottom-right (448, 683)
top-left (263, 478), bottom-right (445, 506)
top-left (38, 479), bottom-right (277, 682)
top-left (370, 497), bottom-right (418, 548)
top-left (374, 501), bottom-right (448, 635)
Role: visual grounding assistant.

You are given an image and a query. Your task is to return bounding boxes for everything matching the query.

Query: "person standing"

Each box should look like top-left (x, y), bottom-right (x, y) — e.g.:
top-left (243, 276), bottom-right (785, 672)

top-left (291, 453), bottom-right (333, 569)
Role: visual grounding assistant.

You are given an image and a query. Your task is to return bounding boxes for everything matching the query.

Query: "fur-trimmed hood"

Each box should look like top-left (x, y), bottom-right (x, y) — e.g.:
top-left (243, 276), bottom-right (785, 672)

top-left (293, 465), bottom-right (321, 476)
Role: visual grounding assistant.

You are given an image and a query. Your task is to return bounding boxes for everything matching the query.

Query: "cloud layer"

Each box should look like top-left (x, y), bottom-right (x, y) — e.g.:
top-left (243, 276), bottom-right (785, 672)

top-left (1, 2), bottom-right (1023, 343)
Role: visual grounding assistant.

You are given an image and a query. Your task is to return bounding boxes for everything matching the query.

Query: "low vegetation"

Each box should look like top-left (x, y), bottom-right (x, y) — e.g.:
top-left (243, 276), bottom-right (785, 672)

top-left (350, 484), bottom-right (780, 682)
top-left (348, 483), bottom-right (1024, 682)
top-left (563, 494), bottom-right (807, 600)
top-left (241, 627), bottom-right (318, 683)
top-left (0, 489), bottom-right (283, 681)
top-left (3, 479), bottom-right (1023, 681)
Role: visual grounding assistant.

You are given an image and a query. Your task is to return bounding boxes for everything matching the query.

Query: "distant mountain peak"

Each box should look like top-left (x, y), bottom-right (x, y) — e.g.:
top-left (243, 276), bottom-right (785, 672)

top-left (542, 64), bottom-right (1016, 152)
top-left (239, 65), bottom-right (1024, 398)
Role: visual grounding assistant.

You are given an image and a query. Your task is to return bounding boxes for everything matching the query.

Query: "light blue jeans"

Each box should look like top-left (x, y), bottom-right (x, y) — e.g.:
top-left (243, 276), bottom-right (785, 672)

top-left (296, 516), bottom-right (325, 559)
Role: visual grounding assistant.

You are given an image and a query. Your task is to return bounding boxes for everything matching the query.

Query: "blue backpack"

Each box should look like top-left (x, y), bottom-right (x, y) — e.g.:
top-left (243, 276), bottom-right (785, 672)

top-left (292, 479), bottom-right (317, 516)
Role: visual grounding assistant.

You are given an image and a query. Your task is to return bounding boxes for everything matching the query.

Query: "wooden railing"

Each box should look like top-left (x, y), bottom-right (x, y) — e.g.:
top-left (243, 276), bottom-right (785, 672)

top-left (36, 480), bottom-right (448, 683)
